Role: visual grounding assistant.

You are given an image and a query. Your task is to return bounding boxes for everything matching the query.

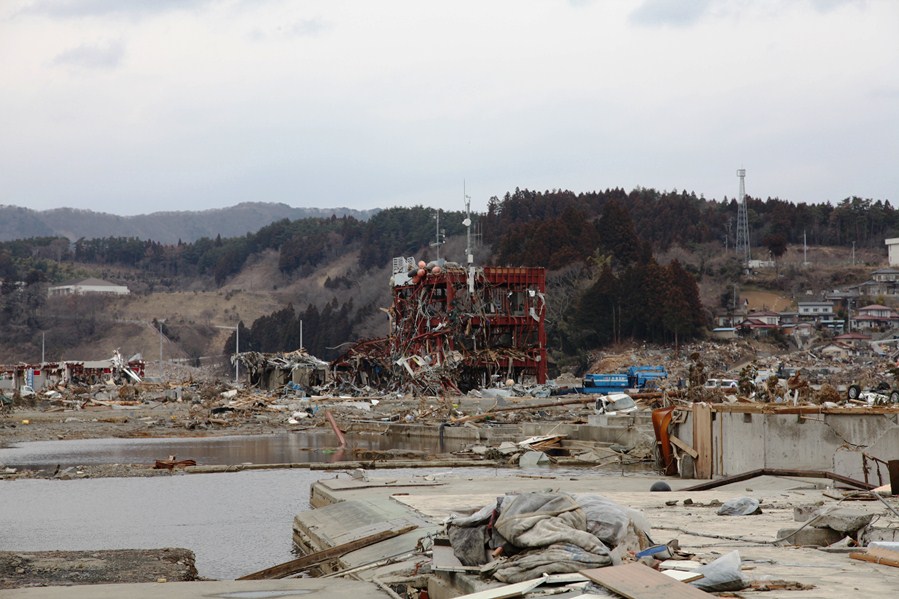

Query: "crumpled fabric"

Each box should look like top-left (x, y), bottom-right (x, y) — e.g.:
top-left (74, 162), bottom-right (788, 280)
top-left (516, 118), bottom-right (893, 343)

top-left (484, 541), bottom-right (614, 583)
top-left (446, 492), bottom-right (641, 582)
top-left (716, 496), bottom-right (761, 516)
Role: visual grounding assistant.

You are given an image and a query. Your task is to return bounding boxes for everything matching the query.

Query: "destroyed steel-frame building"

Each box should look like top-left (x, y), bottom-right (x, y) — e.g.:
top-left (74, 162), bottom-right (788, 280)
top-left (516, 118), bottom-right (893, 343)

top-left (332, 257), bottom-right (547, 394)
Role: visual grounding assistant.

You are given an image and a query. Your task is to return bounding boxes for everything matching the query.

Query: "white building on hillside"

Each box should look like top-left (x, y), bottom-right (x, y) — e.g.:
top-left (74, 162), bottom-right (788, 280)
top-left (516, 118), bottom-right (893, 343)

top-left (48, 278), bottom-right (130, 297)
top-left (886, 238), bottom-right (899, 266)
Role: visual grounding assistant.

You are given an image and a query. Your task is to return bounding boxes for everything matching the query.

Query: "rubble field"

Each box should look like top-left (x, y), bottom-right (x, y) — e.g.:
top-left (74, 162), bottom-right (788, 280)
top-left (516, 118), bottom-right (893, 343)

top-left (3, 338), bottom-right (899, 483)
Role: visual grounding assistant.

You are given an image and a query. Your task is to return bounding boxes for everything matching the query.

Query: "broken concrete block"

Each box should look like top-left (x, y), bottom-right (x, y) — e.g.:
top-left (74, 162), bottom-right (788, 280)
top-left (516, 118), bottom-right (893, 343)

top-left (810, 508), bottom-right (875, 533)
top-left (793, 504), bottom-right (819, 522)
top-left (497, 442), bottom-right (519, 455)
top-left (776, 526), bottom-right (844, 547)
top-left (863, 528), bottom-right (899, 544)
top-left (519, 451), bottom-right (549, 467)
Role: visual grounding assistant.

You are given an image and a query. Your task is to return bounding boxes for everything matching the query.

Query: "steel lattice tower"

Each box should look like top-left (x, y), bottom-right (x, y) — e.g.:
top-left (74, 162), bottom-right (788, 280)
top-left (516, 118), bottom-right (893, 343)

top-left (735, 168), bottom-right (751, 265)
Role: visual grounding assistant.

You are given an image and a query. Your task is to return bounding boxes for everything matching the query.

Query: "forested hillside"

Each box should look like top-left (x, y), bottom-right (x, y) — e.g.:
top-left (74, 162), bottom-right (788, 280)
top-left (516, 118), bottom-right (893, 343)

top-left (0, 188), bottom-right (894, 369)
top-left (0, 202), bottom-right (378, 244)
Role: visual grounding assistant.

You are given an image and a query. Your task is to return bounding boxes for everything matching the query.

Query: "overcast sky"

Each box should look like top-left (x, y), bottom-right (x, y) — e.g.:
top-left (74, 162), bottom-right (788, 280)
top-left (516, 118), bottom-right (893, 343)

top-left (1, 0), bottom-right (897, 216)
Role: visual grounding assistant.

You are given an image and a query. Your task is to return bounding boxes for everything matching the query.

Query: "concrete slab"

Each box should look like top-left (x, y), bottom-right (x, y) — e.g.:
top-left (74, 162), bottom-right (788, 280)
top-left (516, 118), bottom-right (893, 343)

top-left (2, 578), bottom-right (391, 598)
top-left (292, 496), bottom-right (436, 573)
top-left (300, 471), bottom-right (899, 598)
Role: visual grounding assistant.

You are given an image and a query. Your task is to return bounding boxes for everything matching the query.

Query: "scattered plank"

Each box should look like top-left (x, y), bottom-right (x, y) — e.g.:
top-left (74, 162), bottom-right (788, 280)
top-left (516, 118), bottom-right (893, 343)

top-left (453, 575), bottom-right (547, 599)
top-left (669, 435), bottom-right (698, 459)
top-left (692, 403), bottom-right (712, 479)
top-left (849, 546), bottom-right (899, 568)
top-left (238, 524), bottom-right (417, 580)
top-left (153, 458), bottom-right (196, 469)
top-left (659, 559), bottom-right (701, 571)
top-left (581, 562), bottom-right (711, 598)
top-left (662, 569), bottom-right (704, 583)
top-left (681, 468), bottom-right (874, 492)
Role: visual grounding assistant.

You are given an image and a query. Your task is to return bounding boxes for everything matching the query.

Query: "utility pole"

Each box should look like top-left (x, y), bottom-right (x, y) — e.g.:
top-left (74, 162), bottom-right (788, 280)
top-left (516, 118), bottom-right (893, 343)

top-left (735, 169), bottom-right (751, 267)
top-left (214, 324), bottom-right (240, 384)
top-left (158, 319), bottom-right (165, 377)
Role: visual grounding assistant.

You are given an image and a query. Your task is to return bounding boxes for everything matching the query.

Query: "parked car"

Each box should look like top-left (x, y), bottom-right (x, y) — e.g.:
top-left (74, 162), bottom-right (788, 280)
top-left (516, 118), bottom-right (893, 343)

top-left (704, 378), bottom-right (738, 389)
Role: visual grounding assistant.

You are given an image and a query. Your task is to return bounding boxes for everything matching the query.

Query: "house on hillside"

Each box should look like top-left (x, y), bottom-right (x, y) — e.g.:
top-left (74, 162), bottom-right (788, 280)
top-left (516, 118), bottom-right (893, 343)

top-left (737, 317), bottom-right (778, 337)
top-left (797, 300), bottom-right (835, 324)
top-left (833, 331), bottom-right (872, 354)
top-left (747, 309), bottom-right (780, 326)
top-left (714, 308), bottom-right (747, 328)
top-left (778, 310), bottom-right (799, 326)
top-left (850, 304), bottom-right (899, 331)
top-left (853, 268), bottom-right (899, 297)
top-left (782, 321), bottom-right (815, 341)
top-left (825, 289), bottom-right (860, 306)
top-left (48, 278), bottom-right (130, 297)
top-left (818, 341), bottom-right (854, 360)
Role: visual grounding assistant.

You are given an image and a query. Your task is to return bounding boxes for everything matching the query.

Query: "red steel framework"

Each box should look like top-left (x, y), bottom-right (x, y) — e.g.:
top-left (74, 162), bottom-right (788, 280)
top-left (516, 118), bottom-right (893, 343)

top-left (389, 266), bottom-right (547, 390)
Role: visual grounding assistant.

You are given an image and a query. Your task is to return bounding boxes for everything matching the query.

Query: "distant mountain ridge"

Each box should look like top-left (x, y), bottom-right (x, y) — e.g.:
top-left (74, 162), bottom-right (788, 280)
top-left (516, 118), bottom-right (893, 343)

top-left (0, 202), bottom-right (380, 243)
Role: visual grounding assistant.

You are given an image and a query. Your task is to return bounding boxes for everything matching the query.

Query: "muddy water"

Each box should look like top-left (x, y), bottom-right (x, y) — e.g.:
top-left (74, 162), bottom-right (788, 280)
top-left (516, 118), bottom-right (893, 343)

top-left (0, 434), bottom-right (514, 580)
top-left (0, 430), bottom-right (469, 470)
top-left (0, 465), bottom-right (517, 580)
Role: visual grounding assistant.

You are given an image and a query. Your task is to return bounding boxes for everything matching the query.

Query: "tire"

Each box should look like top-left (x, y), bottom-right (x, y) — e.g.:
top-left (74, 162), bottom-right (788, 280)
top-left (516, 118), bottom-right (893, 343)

top-left (890, 390), bottom-right (899, 404)
top-left (847, 384), bottom-right (862, 400)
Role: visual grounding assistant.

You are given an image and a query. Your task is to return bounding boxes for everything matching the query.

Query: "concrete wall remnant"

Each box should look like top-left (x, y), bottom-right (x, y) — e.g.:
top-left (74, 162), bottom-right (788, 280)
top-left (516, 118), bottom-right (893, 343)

top-left (673, 405), bottom-right (899, 483)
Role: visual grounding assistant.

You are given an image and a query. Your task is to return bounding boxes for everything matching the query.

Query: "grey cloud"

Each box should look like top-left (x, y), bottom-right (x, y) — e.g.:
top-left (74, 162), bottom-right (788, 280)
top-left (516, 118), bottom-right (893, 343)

top-left (285, 17), bottom-right (330, 38)
top-left (810, 0), bottom-right (864, 13)
top-left (52, 39), bottom-right (125, 69)
top-left (247, 17), bottom-right (332, 42)
top-left (20, 0), bottom-right (210, 19)
top-left (629, 0), bottom-right (711, 27)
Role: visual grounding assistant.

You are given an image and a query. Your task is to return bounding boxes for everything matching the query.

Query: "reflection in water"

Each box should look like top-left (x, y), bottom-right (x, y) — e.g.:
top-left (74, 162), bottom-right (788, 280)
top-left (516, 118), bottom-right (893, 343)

top-left (0, 431), bottom-right (468, 470)
top-left (0, 467), bottom-right (515, 580)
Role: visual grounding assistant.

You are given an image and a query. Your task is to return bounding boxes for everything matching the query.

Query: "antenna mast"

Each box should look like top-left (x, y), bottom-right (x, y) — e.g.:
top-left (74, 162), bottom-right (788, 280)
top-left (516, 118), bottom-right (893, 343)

top-left (735, 168), bottom-right (751, 266)
top-left (463, 182), bottom-right (473, 266)
top-left (430, 209), bottom-right (444, 261)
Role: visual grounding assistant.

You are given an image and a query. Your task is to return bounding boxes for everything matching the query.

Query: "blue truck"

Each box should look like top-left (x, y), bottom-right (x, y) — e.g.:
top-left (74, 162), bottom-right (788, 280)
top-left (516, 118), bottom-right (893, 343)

top-left (581, 365), bottom-right (668, 393)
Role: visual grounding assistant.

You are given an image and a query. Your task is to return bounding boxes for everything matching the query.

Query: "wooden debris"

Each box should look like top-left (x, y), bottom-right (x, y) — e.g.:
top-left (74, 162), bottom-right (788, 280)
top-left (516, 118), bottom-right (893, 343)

top-left (238, 524), bottom-right (417, 579)
top-left (153, 458), bottom-right (197, 470)
top-left (453, 575), bottom-right (547, 599)
top-left (581, 562), bottom-right (712, 598)
top-left (662, 569), bottom-right (704, 583)
top-left (849, 546), bottom-right (899, 568)
top-left (669, 435), bottom-right (698, 459)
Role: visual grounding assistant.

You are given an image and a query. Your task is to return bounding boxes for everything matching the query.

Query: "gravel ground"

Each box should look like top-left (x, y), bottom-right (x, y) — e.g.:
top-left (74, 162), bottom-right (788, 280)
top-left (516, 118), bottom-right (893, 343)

top-left (0, 549), bottom-right (199, 589)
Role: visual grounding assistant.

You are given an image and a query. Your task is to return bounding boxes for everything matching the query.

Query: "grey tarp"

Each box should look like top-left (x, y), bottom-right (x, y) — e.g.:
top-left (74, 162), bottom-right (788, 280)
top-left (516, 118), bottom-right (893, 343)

top-left (446, 491), bottom-right (645, 583)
